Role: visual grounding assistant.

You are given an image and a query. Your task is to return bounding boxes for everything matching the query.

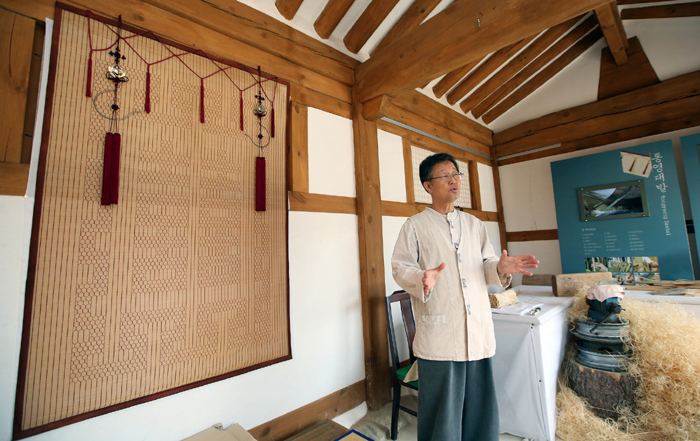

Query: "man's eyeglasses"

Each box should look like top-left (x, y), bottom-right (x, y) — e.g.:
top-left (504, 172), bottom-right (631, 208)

top-left (429, 173), bottom-right (464, 182)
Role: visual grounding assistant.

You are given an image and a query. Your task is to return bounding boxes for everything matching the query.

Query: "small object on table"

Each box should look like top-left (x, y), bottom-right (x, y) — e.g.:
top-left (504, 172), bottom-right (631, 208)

top-left (552, 272), bottom-right (616, 297)
top-left (488, 289), bottom-right (518, 308)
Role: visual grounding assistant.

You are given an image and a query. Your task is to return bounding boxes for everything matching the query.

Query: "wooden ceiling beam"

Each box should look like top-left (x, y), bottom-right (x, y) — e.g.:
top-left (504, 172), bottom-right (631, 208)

top-left (596, 2), bottom-right (628, 65)
top-left (473, 15), bottom-right (598, 120)
top-left (382, 103), bottom-right (491, 157)
top-left (344, 0), bottom-right (400, 54)
top-left (617, 0), bottom-right (682, 5)
top-left (459, 16), bottom-right (581, 115)
top-left (355, 0), bottom-right (610, 104)
top-left (275, 0), bottom-right (305, 20)
top-left (446, 36), bottom-right (537, 105)
top-left (144, 0), bottom-right (358, 86)
top-left (371, 0), bottom-right (442, 55)
top-left (621, 2), bottom-right (700, 19)
top-left (432, 57), bottom-right (487, 99)
top-left (493, 70), bottom-right (700, 157)
top-left (314, 0), bottom-right (357, 39)
top-left (362, 95), bottom-right (392, 121)
top-left (392, 90), bottom-right (493, 146)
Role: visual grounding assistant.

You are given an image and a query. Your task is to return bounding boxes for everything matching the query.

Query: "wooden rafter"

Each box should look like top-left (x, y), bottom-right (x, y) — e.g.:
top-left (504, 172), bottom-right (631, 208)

top-left (371, 0), bottom-right (442, 55)
top-left (493, 70), bottom-right (700, 157)
top-left (458, 16), bottom-right (581, 115)
top-left (344, 0), bottom-right (400, 54)
top-left (275, 0), bottom-right (304, 20)
top-left (432, 57), bottom-right (486, 99)
top-left (484, 29), bottom-right (603, 124)
top-left (314, 0), bottom-right (356, 39)
top-left (446, 36), bottom-right (537, 105)
top-left (621, 2), bottom-right (700, 19)
top-left (596, 2), bottom-right (628, 65)
top-left (472, 16), bottom-right (602, 124)
top-left (473, 15), bottom-right (598, 120)
top-left (355, 0), bottom-right (610, 103)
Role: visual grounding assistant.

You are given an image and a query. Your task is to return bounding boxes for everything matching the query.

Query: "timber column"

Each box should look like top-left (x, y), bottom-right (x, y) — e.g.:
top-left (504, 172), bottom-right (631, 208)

top-left (352, 85), bottom-right (391, 409)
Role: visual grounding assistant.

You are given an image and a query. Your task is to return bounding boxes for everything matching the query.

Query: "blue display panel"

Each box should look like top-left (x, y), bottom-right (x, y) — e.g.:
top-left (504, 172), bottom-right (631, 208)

top-left (680, 133), bottom-right (700, 263)
top-left (551, 140), bottom-right (693, 281)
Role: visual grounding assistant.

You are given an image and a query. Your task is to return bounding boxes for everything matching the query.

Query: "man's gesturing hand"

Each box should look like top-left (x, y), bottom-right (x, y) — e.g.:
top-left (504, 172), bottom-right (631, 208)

top-left (497, 250), bottom-right (539, 277)
top-left (422, 262), bottom-right (446, 297)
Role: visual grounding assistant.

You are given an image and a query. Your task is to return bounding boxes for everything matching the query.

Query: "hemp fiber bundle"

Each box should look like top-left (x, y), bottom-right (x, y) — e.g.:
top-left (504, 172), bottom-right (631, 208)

top-left (557, 292), bottom-right (700, 440)
top-left (489, 289), bottom-right (518, 309)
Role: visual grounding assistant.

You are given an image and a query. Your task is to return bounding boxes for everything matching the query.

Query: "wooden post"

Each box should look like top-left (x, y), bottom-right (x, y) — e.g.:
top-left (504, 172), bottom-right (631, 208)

top-left (490, 146), bottom-right (508, 256)
top-left (352, 85), bottom-right (391, 410)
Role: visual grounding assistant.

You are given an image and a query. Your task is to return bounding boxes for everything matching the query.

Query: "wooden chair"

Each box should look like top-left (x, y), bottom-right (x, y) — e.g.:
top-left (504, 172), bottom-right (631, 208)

top-left (385, 290), bottom-right (418, 440)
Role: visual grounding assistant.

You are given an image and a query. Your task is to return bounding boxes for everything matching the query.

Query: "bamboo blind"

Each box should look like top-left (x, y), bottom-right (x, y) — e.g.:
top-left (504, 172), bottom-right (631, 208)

top-left (19, 10), bottom-right (289, 432)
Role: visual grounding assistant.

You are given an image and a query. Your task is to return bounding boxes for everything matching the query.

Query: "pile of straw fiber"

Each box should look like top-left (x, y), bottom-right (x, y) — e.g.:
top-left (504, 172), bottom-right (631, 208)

top-left (556, 292), bottom-right (700, 441)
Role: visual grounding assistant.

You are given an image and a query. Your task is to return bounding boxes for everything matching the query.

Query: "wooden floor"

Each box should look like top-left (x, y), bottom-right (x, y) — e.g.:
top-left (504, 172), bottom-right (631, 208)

top-left (284, 420), bottom-right (348, 441)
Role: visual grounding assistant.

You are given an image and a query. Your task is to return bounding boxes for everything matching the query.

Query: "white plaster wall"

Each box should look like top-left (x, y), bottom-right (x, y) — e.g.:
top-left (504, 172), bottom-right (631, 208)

top-left (622, 15), bottom-right (700, 82)
top-left (0, 197), bottom-right (27, 440)
top-left (308, 107), bottom-right (356, 197)
top-left (477, 163), bottom-right (497, 212)
top-left (500, 160), bottom-right (559, 232)
top-left (378, 130), bottom-right (407, 203)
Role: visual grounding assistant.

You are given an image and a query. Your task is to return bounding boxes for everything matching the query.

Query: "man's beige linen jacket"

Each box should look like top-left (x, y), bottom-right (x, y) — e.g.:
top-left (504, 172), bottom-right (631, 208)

top-left (391, 207), bottom-right (511, 362)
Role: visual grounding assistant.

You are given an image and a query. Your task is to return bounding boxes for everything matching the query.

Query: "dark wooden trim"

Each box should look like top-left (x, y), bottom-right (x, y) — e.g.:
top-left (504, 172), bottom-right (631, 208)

top-left (506, 229), bottom-right (559, 242)
top-left (288, 191), bottom-right (357, 214)
top-left (249, 380), bottom-right (366, 441)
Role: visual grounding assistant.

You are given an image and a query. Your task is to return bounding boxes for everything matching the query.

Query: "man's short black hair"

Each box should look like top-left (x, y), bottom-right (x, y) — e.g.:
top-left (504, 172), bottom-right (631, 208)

top-left (419, 153), bottom-right (460, 186)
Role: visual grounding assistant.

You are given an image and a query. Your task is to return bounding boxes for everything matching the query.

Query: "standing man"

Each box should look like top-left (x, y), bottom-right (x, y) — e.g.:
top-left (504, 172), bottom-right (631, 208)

top-left (391, 153), bottom-right (538, 441)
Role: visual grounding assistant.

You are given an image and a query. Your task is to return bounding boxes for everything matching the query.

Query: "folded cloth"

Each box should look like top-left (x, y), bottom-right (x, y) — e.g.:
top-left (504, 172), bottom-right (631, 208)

top-left (489, 289), bottom-right (518, 308)
top-left (587, 284), bottom-right (625, 301)
top-left (492, 302), bottom-right (544, 316)
top-left (404, 361), bottom-right (418, 382)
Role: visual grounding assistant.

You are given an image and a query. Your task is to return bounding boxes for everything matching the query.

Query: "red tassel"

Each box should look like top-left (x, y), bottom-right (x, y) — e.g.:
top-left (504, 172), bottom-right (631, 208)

top-left (200, 78), bottom-right (205, 123)
top-left (145, 65), bottom-right (151, 113)
top-left (256, 157), bottom-right (266, 212)
top-left (110, 133), bottom-right (121, 205)
top-left (101, 133), bottom-right (122, 205)
top-left (101, 133), bottom-right (114, 205)
top-left (86, 54), bottom-right (93, 97)
top-left (271, 107), bottom-right (275, 138)
top-left (239, 90), bottom-right (244, 131)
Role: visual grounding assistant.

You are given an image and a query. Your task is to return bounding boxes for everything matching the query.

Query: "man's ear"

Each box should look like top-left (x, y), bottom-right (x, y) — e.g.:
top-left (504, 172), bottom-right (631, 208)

top-left (423, 181), bottom-right (432, 195)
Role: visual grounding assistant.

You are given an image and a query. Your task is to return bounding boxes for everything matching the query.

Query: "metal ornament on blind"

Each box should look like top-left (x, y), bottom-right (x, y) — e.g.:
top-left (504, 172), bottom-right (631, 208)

top-left (91, 15), bottom-right (142, 206)
top-left (244, 66), bottom-right (271, 212)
